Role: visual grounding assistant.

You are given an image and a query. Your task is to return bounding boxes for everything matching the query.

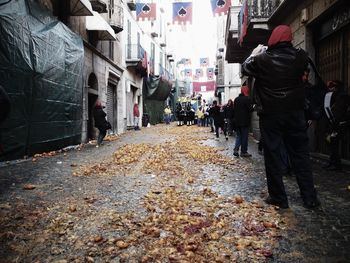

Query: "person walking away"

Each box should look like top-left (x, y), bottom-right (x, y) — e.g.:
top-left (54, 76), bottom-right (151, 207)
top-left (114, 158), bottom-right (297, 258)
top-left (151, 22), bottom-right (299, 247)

top-left (323, 80), bottom-right (350, 171)
top-left (93, 100), bottom-right (110, 147)
top-left (224, 99), bottom-right (235, 136)
top-left (209, 100), bottom-right (223, 139)
top-left (0, 85), bottom-right (11, 153)
top-left (164, 105), bottom-right (172, 125)
top-left (133, 103), bottom-right (140, 130)
top-left (233, 86), bottom-right (254, 157)
top-left (242, 25), bottom-right (320, 209)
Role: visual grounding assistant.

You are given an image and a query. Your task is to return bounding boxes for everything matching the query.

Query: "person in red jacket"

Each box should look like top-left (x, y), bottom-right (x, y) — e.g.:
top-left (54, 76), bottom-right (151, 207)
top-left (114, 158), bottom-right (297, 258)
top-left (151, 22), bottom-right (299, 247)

top-left (133, 103), bottom-right (140, 130)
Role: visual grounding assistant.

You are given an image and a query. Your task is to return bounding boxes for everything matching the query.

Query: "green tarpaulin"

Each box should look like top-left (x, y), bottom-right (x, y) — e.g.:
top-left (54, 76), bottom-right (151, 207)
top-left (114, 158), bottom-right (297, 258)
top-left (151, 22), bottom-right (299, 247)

top-left (0, 0), bottom-right (84, 161)
top-left (143, 76), bottom-right (172, 125)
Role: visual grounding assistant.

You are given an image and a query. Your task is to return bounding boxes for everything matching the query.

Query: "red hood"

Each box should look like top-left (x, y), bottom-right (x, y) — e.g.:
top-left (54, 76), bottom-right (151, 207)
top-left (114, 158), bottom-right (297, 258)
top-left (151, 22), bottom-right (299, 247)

top-left (241, 85), bottom-right (249, 96)
top-left (268, 25), bottom-right (293, 47)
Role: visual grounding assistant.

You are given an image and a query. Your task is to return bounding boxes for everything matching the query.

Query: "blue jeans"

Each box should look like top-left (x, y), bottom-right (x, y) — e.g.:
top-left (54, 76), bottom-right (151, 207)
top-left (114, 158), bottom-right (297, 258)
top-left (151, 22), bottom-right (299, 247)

top-left (234, 126), bottom-right (249, 153)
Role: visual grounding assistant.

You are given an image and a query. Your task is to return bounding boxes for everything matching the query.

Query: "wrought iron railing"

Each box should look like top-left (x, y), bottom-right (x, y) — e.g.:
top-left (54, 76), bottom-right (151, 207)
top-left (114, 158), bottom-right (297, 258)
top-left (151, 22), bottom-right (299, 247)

top-left (237, 0), bottom-right (282, 45)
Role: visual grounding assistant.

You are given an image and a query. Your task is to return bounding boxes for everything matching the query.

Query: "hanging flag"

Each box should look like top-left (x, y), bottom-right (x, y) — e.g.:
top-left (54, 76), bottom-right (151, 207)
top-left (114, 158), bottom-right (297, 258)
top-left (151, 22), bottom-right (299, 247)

top-left (173, 2), bottom-right (193, 25)
top-left (210, 0), bottom-right (231, 16)
top-left (200, 57), bottom-right (209, 67)
top-left (136, 3), bottom-right (156, 21)
top-left (195, 68), bottom-right (203, 77)
top-left (181, 58), bottom-right (191, 65)
top-left (239, 0), bottom-right (248, 46)
top-left (185, 68), bottom-right (192, 77)
top-left (207, 67), bottom-right (214, 80)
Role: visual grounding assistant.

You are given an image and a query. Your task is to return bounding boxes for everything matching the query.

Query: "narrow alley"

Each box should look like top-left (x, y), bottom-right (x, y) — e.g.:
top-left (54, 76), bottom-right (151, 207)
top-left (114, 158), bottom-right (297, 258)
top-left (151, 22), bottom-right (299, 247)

top-left (0, 124), bottom-right (349, 263)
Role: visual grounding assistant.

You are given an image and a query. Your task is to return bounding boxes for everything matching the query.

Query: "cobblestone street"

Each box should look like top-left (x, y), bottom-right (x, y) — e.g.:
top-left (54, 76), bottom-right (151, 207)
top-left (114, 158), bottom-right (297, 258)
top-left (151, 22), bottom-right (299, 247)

top-left (0, 124), bottom-right (349, 263)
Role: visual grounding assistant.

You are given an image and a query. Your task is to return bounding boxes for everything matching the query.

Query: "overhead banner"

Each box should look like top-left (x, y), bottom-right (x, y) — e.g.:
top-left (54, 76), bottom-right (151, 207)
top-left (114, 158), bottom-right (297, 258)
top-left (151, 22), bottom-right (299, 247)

top-left (210, 0), bottom-right (232, 16)
top-left (173, 2), bottom-right (193, 25)
top-left (136, 3), bottom-right (156, 21)
top-left (193, 81), bottom-right (216, 92)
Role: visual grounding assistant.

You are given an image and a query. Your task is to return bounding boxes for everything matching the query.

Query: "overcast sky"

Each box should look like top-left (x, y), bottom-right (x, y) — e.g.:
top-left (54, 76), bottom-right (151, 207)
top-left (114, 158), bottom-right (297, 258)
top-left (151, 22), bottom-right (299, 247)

top-left (165, 0), bottom-right (219, 69)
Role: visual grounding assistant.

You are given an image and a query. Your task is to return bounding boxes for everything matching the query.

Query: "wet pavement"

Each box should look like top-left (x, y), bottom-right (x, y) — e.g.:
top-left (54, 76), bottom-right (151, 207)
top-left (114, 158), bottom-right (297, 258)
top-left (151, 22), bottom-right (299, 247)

top-left (0, 124), bottom-right (349, 263)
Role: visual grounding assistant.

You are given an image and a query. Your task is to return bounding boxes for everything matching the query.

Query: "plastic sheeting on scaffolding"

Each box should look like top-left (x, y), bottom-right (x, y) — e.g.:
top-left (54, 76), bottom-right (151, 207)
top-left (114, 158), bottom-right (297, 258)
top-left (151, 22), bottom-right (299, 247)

top-left (0, 0), bottom-right (84, 161)
top-left (143, 75), bottom-right (172, 101)
top-left (143, 75), bottom-right (172, 125)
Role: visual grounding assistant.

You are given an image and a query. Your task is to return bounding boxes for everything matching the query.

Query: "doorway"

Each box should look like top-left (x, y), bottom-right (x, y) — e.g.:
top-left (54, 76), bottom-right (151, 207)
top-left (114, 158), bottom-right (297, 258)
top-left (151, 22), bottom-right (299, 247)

top-left (88, 93), bottom-right (98, 140)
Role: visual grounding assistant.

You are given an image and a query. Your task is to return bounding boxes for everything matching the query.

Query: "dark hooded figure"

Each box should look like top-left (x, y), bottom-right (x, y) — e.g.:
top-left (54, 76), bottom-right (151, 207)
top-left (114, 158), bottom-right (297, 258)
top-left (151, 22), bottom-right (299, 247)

top-left (242, 25), bottom-right (320, 209)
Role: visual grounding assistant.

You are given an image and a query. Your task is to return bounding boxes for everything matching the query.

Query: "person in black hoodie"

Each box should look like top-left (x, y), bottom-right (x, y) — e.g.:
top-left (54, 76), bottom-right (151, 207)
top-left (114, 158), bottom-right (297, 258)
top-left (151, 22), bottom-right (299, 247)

top-left (233, 86), bottom-right (253, 157)
top-left (93, 99), bottom-right (109, 147)
top-left (242, 25), bottom-right (320, 209)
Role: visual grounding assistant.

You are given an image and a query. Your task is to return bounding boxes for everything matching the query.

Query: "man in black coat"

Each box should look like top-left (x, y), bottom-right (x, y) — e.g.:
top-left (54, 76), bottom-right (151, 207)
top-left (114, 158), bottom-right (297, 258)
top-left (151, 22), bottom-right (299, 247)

top-left (233, 86), bottom-right (253, 157)
top-left (242, 25), bottom-right (320, 209)
top-left (323, 80), bottom-right (350, 171)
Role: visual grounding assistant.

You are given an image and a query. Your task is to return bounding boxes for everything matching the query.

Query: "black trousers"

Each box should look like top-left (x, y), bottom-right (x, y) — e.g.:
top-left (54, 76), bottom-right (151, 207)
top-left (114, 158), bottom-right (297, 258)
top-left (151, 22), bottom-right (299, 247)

top-left (260, 111), bottom-right (317, 205)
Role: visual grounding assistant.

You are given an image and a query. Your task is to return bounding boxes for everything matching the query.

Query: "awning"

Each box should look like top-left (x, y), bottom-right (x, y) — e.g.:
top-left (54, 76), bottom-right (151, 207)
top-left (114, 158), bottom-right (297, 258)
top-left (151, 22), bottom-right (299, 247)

top-left (70, 0), bottom-right (94, 16)
top-left (86, 11), bottom-right (116, 40)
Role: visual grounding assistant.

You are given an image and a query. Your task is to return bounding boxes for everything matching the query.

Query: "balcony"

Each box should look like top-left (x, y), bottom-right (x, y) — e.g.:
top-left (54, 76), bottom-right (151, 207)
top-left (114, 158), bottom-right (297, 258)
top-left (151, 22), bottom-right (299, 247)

top-left (125, 44), bottom-right (148, 76)
top-left (90, 0), bottom-right (107, 13)
top-left (127, 0), bottom-right (136, 11)
top-left (238, 0), bottom-right (275, 49)
top-left (225, 6), bottom-right (246, 63)
top-left (109, 4), bottom-right (124, 33)
top-left (226, 0), bottom-right (276, 63)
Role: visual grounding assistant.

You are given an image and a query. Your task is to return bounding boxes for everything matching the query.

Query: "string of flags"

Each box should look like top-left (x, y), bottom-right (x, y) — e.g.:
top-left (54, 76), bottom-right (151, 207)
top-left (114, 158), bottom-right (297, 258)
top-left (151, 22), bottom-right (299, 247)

top-left (136, 1), bottom-right (232, 23)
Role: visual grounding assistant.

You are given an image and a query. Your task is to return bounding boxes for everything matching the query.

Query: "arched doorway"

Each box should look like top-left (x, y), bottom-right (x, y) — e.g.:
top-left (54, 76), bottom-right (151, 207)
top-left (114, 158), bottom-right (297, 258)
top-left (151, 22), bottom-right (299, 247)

top-left (88, 73), bottom-right (98, 141)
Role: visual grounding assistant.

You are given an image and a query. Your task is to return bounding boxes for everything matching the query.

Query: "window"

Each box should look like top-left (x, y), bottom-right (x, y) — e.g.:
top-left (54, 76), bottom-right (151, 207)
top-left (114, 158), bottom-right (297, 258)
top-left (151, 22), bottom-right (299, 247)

top-left (109, 41), bottom-right (114, 60)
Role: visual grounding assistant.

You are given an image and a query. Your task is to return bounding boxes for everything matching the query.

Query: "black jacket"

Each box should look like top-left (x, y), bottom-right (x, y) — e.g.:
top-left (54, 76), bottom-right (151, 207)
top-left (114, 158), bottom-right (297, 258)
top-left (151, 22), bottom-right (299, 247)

top-left (242, 42), bottom-right (308, 114)
top-left (209, 105), bottom-right (222, 125)
top-left (224, 104), bottom-right (234, 119)
top-left (93, 107), bottom-right (108, 130)
top-left (233, 94), bottom-right (253, 127)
